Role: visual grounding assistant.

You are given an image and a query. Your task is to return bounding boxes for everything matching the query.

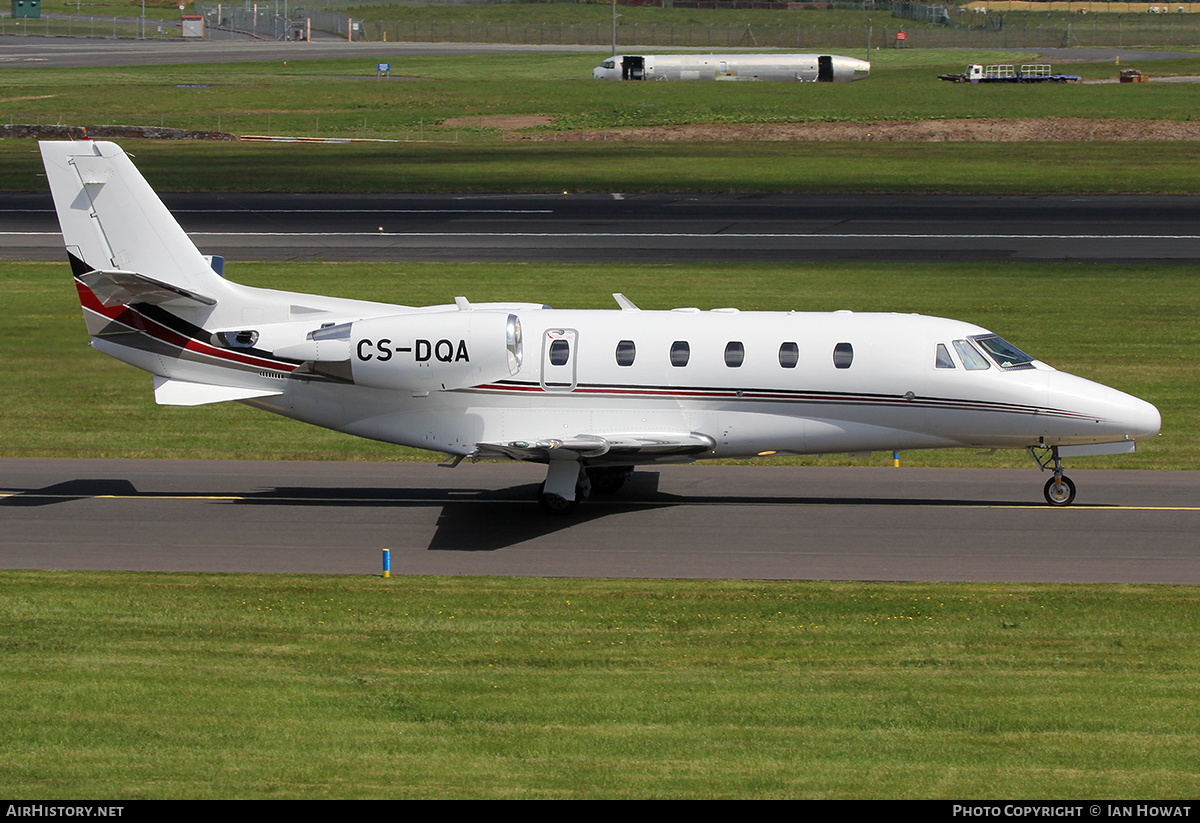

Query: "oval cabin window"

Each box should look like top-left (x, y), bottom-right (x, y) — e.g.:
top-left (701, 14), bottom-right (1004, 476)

top-left (548, 338), bottom-right (571, 366)
top-left (615, 340), bottom-right (636, 367)
top-left (833, 342), bottom-right (854, 369)
top-left (724, 341), bottom-right (745, 368)
top-left (670, 341), bottom-right (690, 367)
top-left (779, 342), bottom-right (799, 369)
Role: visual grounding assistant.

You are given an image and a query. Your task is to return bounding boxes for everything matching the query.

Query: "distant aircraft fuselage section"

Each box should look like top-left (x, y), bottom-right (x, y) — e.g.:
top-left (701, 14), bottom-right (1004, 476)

top-left (593, 53), bottom-right (870, 82)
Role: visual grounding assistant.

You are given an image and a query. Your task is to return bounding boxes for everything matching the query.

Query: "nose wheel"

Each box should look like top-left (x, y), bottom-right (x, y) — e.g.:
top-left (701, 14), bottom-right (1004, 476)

top-left (1029, 446), bottom-right (1078, 507)
top-left (1043, 475), bottom-right (1076, 507)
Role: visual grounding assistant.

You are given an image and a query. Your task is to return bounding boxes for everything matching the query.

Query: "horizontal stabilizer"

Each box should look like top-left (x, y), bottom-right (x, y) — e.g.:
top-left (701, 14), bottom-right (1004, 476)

top-left (472, 432), bottom-right (715, 463)
top-left (153, 376), bottom-right (283, 407)
top-left (80, 269), bottom-right (217, 308)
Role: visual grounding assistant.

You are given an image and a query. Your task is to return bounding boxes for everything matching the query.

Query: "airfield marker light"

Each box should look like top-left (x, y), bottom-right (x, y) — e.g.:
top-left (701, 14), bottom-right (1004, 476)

top-left (893, 450), bottom-right (900, 467)
top-left (382, 549), bottom-right (391, 578)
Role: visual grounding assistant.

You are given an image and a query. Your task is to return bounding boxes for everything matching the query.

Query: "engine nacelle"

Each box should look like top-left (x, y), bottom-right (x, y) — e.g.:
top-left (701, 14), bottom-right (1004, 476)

top-left (349, 312), bottom-right (522, 392)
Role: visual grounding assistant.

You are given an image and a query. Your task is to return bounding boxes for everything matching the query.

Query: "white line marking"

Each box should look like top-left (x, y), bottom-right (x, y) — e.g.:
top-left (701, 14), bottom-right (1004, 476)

top-left (6, 231), bottom-right (1200, 240)
top-left (182, 232), bottom-right (1200, 240)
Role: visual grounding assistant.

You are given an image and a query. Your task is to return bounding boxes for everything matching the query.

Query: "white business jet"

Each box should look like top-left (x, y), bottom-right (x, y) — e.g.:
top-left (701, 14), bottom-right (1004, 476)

top-left (39, 141), bottom-right (1160, 513)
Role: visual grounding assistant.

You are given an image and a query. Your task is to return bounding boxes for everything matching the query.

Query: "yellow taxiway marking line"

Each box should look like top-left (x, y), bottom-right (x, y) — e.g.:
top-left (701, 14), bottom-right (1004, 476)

top-left (3, 492), bottom-right (1199, 511)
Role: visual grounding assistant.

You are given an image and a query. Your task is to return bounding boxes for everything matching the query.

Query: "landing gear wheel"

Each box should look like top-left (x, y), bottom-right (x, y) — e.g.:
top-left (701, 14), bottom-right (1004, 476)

top-left (1044, 475), bottom-right (1076, 507)
top-left (538, 482), bottom-right (579, 516)
top-left (586, 466), bottom-right (631, 496)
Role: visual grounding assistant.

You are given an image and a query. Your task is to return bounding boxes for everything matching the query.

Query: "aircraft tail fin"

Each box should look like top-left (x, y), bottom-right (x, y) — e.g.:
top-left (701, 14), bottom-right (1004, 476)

top-left (39, 140), bottom-right (224, 301)
top-left (40, 140), bottom-right (306, 397)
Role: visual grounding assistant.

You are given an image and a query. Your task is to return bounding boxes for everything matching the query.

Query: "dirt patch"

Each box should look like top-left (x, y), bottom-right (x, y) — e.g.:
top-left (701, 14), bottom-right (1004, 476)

top-left (511, 118), bottom-right (1200, 142)
top-left (0, 124), bottom-right (237, 141)
top-left (442, 114), bottom-right (555, 130)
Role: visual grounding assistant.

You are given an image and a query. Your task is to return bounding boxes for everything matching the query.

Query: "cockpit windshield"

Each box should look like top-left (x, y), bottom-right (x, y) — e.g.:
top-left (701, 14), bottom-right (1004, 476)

top-left (970, 334), bottom-right (1035, 370)
top-left (602, 59), bottom-right (615, 69)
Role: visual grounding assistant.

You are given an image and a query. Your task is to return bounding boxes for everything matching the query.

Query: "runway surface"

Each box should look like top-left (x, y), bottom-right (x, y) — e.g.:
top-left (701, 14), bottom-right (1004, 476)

top-left (2, 34), bottom-right (1195, 69)
top-left (0, 36), bottom-right (607, 69)
top-left (3, 458), bottom-right (1198, 583)
top-left (5, 191), bottom-right (1200, 264)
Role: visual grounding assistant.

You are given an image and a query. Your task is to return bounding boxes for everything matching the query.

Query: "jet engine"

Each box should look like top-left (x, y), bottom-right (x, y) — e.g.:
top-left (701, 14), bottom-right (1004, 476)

top-left (278, 312), bottom-right (523, 392)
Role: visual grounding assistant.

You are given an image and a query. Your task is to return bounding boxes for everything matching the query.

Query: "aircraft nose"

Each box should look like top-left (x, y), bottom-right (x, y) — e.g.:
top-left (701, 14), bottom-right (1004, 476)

top-left (1045, 371), bottom-right (1160, 443)
top-left (1117, 394), bottom-right (1162, 442)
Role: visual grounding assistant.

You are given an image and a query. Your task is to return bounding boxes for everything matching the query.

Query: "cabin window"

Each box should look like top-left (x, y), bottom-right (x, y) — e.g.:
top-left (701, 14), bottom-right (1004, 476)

top-left (972, 334), bottom-right (1035, 370)
top-left (548, 338), bottom-right (571, 367)
top-left (670, 341), bottom-right (690, 367)
top-left (778, 342), bottom-right (799, 369)
top-left (615, 339), bottom-right (636, 367)
top-left (724, 341), bottom-right (745, 368)
top-left (833, 342), bottom-right (854, 369)
top-left (935, 343), bottom-right (956, 369)
top-left (953, 339), bottom-right (990, 370)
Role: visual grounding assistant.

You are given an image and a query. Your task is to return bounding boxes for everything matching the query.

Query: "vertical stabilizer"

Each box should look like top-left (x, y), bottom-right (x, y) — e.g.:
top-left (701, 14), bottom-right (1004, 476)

top-left (39, 140), bottom-right (219, 296)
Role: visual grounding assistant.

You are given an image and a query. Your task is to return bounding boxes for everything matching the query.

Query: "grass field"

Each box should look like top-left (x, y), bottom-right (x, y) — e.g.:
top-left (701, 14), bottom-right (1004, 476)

top-left (5, 49), bottom-right (1200, 194)
top-left (4, 51), bottom-right (1200, 139)
top-left (4, 259), bottom-right (1194, 468)
top-left (7, 138), bottom-right (1200, 194)
top-left (1, 570), bottom-right (1197, 798)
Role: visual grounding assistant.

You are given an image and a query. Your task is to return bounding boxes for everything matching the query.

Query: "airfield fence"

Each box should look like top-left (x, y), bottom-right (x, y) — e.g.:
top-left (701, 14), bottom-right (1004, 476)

top-left (5, 3), bottom-right (1198, 47)
top-left (349, 15), bottom-right (1200, 48)
top-left (0, 14), bottom-right (180, 38)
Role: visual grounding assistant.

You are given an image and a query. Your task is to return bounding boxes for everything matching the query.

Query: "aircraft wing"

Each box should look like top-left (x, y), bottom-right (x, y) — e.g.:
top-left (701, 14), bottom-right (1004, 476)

top-left (471, 432), bottom-right (716, 463)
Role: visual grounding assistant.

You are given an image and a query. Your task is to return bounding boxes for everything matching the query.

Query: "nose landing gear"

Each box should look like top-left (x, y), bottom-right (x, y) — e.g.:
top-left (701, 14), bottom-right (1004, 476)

top-left (1043, 474), bottom-right (1077, 507)
top-left (1029, 446), bottom-right (1076, 507)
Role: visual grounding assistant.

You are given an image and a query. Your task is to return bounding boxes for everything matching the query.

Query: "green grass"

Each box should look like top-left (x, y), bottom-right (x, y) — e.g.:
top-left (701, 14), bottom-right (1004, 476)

top-left (4, 260), bottom-right (1195, 468)
top-left (5, 50), bottom-right (1200, 195)
top-left (3, 52), bottom-right (1200, 141)
top-left (7, 138), bottom-right (1200, 194)
top-left (0, 570), bottom-right (1197, 798)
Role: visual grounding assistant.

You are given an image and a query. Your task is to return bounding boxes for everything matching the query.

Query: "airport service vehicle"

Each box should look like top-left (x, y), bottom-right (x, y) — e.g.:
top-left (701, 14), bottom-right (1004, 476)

top-left (39, 141), bottom-right (1159, 513)
top-left (594, 53), bottom-right (870, 82)
top-left (938, 64), bottom-right (1082, 84)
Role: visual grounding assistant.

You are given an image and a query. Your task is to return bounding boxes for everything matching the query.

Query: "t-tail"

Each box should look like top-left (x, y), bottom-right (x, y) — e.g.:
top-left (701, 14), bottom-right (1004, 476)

top-left (39, 140), bottom-right (400, 407)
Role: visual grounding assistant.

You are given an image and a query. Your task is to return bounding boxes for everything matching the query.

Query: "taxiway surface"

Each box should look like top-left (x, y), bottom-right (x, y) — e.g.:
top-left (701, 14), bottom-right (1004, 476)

top-left (3, 459), bottom-right (1197, 583)
top-left (5, 191), bottom-right (1200, 264)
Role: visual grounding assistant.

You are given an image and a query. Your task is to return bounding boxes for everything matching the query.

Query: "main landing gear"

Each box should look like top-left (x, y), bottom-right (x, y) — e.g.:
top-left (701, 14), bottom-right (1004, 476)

top-left (1028, 446), bottom-right (1077, 507)
top-left (537, 463), bottom-right (633, 515)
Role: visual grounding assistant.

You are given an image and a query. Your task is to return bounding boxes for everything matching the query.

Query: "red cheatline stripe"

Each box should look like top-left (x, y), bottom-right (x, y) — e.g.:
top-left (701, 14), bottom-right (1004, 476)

top-left (470, 382), bottom-right (1094, 420)
top-left (76, 280), bottom-right (297, 373)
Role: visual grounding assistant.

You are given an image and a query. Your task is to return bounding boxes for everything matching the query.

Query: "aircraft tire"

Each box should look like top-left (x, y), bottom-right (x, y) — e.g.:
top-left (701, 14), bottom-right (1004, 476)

top-left (1043, 475), bottom-right (1077, 507)
top-left (586, 466), bottom-right (631, 496)
top-left (538, 483), bottom-right (579, 516)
